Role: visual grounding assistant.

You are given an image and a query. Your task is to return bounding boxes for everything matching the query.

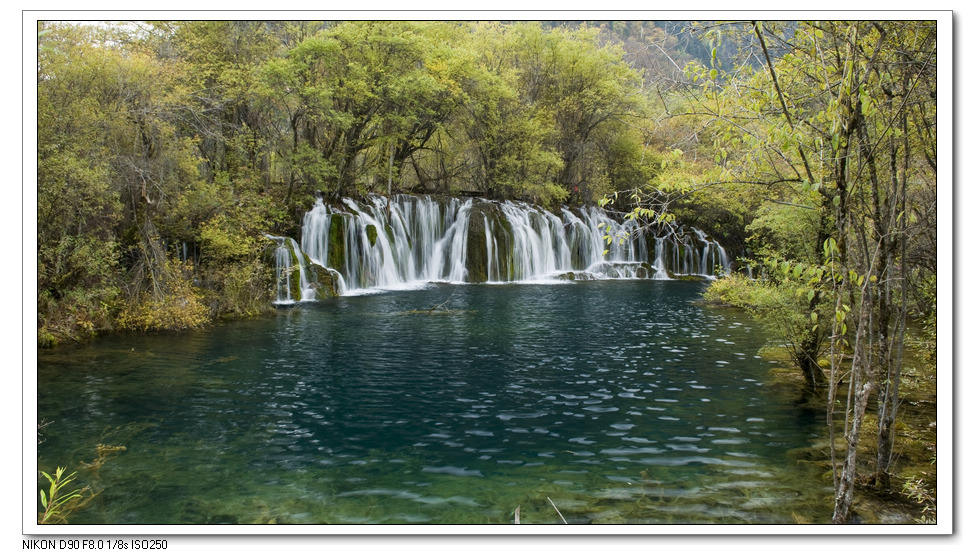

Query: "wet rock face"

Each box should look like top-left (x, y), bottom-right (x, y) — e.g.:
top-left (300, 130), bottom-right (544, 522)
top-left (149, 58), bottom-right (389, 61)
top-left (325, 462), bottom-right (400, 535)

top-left (464, 201), bottom-right (490, 283)
top-left (327, 216), bottom-right (346, 270)
top-left (556, 271), bottom-right (598, 281)
top-left (309, 262), bottom-right (340, 299)
top-left (465, 199), bottom-right (513, 283)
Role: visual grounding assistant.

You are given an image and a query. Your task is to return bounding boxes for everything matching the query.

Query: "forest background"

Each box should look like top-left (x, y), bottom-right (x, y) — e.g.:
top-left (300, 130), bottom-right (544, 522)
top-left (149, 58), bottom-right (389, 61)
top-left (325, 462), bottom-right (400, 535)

top-left (24, 11), bottom-right (953, 531)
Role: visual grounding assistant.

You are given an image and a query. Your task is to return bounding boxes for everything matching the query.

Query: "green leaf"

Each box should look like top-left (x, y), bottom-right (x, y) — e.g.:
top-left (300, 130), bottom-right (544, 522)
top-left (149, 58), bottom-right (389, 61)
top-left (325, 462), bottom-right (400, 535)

top-left (40, 490), bottom-right (48, 509)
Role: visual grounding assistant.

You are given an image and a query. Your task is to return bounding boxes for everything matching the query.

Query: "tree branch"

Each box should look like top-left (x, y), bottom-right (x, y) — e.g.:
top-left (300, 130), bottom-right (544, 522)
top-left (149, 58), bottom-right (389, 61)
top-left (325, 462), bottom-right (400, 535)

top-left (752, 21), bottom-right (817, 185)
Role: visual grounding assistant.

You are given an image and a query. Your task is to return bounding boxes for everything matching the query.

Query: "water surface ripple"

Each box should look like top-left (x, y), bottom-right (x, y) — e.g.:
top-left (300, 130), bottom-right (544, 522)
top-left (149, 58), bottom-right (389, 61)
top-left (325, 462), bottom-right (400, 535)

top-left (37, 280), bottom-right (831, 524)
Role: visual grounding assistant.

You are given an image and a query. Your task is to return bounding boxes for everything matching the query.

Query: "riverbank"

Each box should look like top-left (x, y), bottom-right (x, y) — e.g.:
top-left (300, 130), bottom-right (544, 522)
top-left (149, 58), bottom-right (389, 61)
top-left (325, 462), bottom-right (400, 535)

top-left (766, 351), bottom-right (937, 524)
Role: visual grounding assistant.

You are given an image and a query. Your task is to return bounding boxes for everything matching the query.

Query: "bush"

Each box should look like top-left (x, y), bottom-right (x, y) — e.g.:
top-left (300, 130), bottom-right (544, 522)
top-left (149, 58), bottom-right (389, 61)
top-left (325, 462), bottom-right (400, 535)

top-left (702, 271), bottom-right (831, 380)
top-left (116, 260), bottom-right (210, 332)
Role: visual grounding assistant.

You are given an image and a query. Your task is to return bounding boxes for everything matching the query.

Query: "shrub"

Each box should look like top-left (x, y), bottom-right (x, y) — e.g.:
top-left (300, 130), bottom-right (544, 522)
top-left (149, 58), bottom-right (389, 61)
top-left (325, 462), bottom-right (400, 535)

top-left (116, 260), bottom-right (210, 332)
top-left (702, 270), bottom-right (831, 379)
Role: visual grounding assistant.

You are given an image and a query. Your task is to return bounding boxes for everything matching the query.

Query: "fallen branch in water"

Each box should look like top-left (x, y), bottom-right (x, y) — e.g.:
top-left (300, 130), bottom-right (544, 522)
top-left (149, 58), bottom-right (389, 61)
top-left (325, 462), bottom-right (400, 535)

top-left (547, 497), bottom-right (567, 524)
top-left (427, 288), bottom-right (458, 312)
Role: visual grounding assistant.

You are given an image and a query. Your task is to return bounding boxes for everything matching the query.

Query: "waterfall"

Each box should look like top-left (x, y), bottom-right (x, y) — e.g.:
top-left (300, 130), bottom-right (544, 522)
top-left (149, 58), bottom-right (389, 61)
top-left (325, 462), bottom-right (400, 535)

top-left (494, 203), bottom-right (566, 281)
top-left (653, 229), bottom-right (732, 278)
top-left (653, 236), bottom-right (671, 279)
top-left (284, 194), bottom-right (733, 297)
top-left (302, 195), bottom-right (472, 294)
top-left (267, 235), bottom-right (319, 304)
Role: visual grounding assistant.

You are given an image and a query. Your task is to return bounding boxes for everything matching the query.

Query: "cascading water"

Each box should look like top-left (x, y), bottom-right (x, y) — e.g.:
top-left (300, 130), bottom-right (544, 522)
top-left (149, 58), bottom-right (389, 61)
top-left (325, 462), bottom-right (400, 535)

top-left (267, 235), bottom-right (319, 304)
top-left (302, 195), bottom-right (472, 294)
top-left (656, 228), bottom-right (732, 278)
top-left (564, 205), bottom-right (652, 279)
top-left (288, 194), bottom-right (732, 296)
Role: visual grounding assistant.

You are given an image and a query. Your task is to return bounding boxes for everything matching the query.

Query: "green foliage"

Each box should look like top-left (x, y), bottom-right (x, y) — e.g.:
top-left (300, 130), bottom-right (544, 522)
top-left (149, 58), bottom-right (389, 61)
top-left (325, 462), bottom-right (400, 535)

top-left (38, 467), bottom-right (88, 524)
top-left (116, 259), bottom-right (210, 332)
top-left (745, 200), bottom-right (821, 264)
top-left (196, 199), bottom-right (278, 318)
top-left (911, 275), bottom-right (937, 367)
top-left (34, 19), bottom-right (937, 370)
top-left (37, 24), bottom-right (129, 345)
top-left (37, 236), bottom-right (121, 346)
top-left (605, 132), bottom-right (662, 191)
top-left (901, 474), bottom-right (937, 524)
top-left (700, 272), bottom-right (760, 308)
top-left (702, 268), bottom-right (832, 375)
top-left (200, 213), bottom-right (258, 263)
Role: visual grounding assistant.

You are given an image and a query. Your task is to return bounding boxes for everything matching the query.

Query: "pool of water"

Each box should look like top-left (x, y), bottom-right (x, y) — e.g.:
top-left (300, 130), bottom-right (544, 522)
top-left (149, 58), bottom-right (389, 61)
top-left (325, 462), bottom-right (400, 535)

top-left (36, 280), bottom-right (833, 525)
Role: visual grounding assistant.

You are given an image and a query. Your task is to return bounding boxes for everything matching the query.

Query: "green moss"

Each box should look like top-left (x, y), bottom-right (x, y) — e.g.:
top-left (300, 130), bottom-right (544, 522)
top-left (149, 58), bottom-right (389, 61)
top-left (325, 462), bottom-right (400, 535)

top-left (366, 224), bottom-right (378, 247)
top-left (310, 262), bottom-right (340, 299)
top-left (497, 217), bottom-right (514, 280)
top-left (328, 216), bottom-right (346, 269)
top-left (288, 267), bottom-right (302, 301)
top-left (465, 207), bottom-right (488, 283)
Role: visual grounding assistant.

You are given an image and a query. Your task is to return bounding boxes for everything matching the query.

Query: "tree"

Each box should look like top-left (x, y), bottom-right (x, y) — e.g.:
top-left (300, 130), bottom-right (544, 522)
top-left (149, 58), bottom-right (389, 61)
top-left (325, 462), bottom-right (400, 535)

top-left (613, 19), bottom-right (937, 522)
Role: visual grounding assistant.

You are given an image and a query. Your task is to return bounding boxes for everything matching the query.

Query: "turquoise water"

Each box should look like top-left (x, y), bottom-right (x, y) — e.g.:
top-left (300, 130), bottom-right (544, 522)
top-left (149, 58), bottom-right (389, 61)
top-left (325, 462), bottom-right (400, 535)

top-left (36, 280), bottom-right (832, 525)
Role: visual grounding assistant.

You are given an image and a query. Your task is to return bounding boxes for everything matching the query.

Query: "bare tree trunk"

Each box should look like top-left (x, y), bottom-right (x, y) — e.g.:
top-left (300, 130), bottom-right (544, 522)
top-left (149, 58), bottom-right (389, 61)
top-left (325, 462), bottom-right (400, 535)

top-left (832, 279), bottom-right (876, 523)
top-left (874, 97), bottom-right (911, 492)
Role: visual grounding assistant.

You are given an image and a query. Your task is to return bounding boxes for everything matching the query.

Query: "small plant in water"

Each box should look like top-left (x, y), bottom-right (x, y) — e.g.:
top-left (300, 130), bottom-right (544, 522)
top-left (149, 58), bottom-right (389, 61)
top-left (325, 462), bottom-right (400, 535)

top-left (80, 444), bottom-right (127, 476)
top-left (901, 474), bottom-right (936, 524)
top-left (38, 467), bottom-right (90, 524)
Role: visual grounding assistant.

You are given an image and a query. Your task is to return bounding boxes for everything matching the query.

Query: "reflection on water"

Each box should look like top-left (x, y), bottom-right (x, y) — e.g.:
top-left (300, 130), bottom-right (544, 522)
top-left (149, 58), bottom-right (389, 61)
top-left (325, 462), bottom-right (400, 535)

top-left (37, 280), bottom-right (832, 524)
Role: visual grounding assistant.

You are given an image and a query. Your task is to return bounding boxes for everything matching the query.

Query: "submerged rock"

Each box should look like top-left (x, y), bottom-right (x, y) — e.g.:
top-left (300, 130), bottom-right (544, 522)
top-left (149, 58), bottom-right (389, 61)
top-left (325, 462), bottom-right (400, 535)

top-left (557, 271), bottom-right (598, 281)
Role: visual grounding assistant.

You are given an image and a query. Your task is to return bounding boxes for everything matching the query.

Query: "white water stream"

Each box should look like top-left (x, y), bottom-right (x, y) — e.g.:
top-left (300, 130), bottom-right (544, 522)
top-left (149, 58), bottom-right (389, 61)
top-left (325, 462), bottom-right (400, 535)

top-left (273, 194), bottom-right (732, 300)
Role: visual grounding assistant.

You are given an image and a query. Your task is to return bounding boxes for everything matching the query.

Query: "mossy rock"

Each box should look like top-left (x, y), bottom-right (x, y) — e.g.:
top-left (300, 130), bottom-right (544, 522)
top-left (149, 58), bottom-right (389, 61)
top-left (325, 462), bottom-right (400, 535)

top-left (309, 262), bottom-right (340, 299)
top-left (288, 266), bottom-right (302, 301)
top-left (366, 224), bottom-right (378, 247)
top-left (465, 204), bottom-right (489, 283)
top-left (492, 213), bottom-right (515, 280)
top-left (465, 199), bottom-right (513, 283)
top-left (557, 271), bottom-right (597, 281)
top-left (328, 216), bottom-right (346, 269)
